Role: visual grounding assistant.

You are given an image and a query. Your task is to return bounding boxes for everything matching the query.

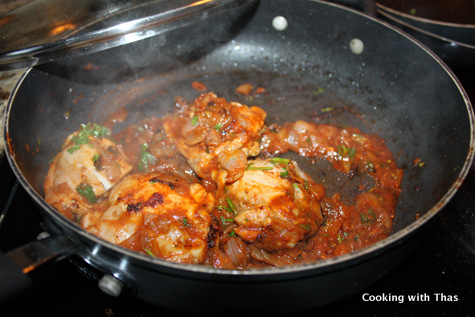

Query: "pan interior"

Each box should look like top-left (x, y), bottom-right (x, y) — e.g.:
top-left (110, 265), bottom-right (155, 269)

top-left (5, 0), bottom-right (473, 265)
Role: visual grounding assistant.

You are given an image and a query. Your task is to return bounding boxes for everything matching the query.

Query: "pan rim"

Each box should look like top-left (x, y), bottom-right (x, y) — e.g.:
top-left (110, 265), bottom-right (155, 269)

top-left (377, 2), bottom-right (475, 28)
top-left (5, 75), bottom-right (474, 280)
top-left (377, 8), bottom-right (475, 49)
top-left (4, 0), bottom-right (475, 279)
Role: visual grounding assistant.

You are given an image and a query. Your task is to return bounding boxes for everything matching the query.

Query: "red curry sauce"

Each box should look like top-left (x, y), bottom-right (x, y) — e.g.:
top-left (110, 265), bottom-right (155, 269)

top-left (45, 88), bottom-right (403, 269)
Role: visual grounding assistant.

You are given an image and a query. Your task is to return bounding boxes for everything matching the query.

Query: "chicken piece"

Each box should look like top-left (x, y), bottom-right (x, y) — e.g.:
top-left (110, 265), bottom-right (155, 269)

top-left (162, 92), bottom-right (266, 184)
top-left (87, 172), bottom-right (215, 264)
top-left (220, 158), bottom-right (325, 252)
top-left (261, 120), bottom-right (403, 189)
top-left (44, 123), bottom-right (132, 221)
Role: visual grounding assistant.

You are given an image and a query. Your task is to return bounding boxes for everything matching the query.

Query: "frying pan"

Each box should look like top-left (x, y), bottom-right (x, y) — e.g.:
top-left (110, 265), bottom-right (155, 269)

top-left (2, 0), bottom-right (474, 314)
top-left (376, 0), bottom-right (475, 72)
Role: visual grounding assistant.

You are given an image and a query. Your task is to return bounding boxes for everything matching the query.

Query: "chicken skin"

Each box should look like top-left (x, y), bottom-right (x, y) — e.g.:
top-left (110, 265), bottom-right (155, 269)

top-left (162, 92), bottom-right (266, 184)
top-left (220, 158), bottom-right (325, 252)
top-left (87, 172), bottom-right (215, 264)
top-left (44, 123), bottom-right (132, 222)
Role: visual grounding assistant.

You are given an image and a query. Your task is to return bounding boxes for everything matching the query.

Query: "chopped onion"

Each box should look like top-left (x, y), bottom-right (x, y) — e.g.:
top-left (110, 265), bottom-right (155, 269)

top-left (218, 149), bottom-right (247, 183)
top-left (184, 126), bottom-right (207, 146)
top-left (224, 237), bottom-right (248, 266)
top-left (205, 128), bottom-right (222, 147)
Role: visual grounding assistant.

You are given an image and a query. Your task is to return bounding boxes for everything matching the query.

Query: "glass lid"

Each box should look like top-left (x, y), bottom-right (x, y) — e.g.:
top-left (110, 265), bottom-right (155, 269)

top-left (0, 0), bottom-right (256, 70)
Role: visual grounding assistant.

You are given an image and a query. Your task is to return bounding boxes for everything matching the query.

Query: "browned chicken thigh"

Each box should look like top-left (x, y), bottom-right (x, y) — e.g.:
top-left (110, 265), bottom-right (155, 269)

top-left (225, 158), bottom-right (324, 251)
top-left (208, 158), bottom-right (325, 268)
top-left (87, 172), bottom-right (215, 264)
top-left (162, 92), bottom-right (267, 185)
top-left (44, 123), bottom-right (132, 222)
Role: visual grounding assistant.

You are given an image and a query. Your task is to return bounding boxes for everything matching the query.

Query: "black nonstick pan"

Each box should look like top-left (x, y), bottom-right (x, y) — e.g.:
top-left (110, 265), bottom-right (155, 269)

top-left (2, 0), bottom-right (474, 314)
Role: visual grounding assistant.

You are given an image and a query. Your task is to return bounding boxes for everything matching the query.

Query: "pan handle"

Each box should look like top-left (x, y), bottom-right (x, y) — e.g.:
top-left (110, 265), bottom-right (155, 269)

top-left (327, 0), bottom-right (377, 15)
top-left (0, 233), bottom-right (75, 302)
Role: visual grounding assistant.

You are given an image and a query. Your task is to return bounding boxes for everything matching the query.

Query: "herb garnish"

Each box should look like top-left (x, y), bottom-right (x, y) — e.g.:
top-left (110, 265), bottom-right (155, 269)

top-left (191, 115), bottom-right (199, 126)
top-left (67, 146), bottom-right (81, 154)
top-left (270, 157), bottom-right (290, 165)
top-left (76, 183), bottom-right (97, 203)
top-left (336, 144), bottom-right (356, 158)
top-left (221, 216), bottom-right (234, 224)
top-left (360, 209), bottom-right (377, 224)
top-left (246, 163), bottom-right (273, 171)
top-left (144, 248), bottom-right (155, 257)
top-left (225, 197), bottom-right (237, 215)
top-left (280, 167), bottom-right (289, 178)
top-left (182, 217), bottom-right (191, 227)
top-left (218, 205), bottom-right (233, 213)
top-left (138, 143), bottom-right (158, 172)
top-left (300, 224), bottom-right (311, 231)
top-left (337, 232), bottom-right (348, 243)
top-left (67, 123), bottom-right (111, 153)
